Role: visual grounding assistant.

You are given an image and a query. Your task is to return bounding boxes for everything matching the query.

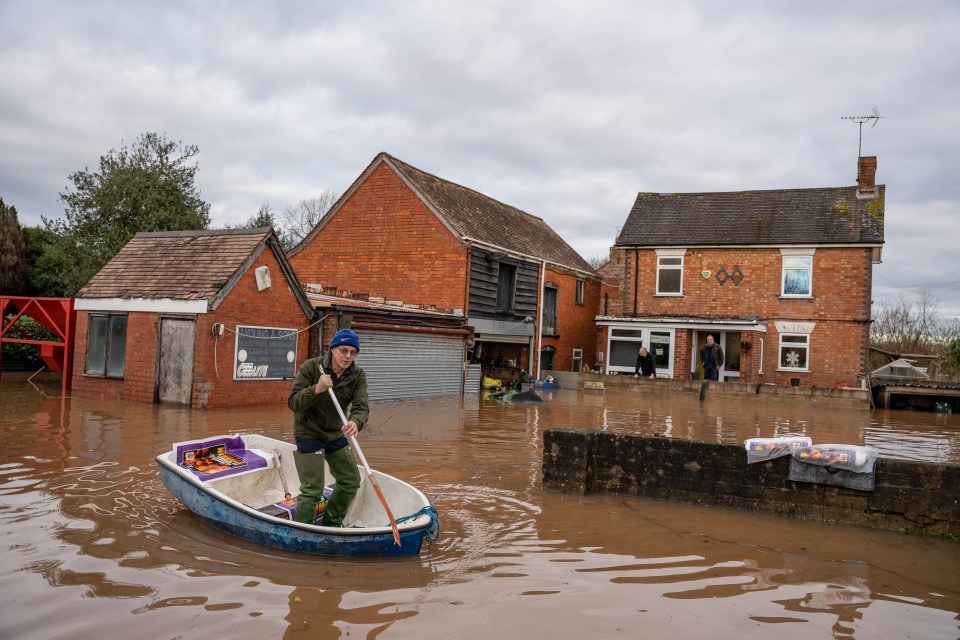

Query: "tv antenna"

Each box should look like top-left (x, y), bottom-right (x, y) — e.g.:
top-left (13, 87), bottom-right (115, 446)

top-left (841, 108), bottom-right (883, 157)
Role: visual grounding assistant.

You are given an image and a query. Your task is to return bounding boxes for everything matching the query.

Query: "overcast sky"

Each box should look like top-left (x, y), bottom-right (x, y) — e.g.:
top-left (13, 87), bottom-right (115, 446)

top-left (1, 1), bottom-right (958, 316)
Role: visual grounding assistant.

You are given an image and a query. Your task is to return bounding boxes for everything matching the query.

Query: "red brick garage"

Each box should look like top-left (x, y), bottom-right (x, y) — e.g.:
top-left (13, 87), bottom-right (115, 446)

top-left (72, 228), bottom-right (315, 408)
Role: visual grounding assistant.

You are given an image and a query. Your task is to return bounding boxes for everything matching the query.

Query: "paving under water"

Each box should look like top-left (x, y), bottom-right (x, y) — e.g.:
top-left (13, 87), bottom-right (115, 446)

top-left (1, 373), bottom-right (958, 639)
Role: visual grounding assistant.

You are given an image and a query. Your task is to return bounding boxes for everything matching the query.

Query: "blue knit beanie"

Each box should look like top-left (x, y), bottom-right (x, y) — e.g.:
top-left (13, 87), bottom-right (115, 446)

top-left (329, 329), bottom-right (360, 352)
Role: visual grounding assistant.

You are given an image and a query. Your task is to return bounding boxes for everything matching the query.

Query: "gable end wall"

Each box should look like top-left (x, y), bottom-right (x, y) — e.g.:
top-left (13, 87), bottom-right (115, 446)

top-left (288, 162), bottom-right (469, 311)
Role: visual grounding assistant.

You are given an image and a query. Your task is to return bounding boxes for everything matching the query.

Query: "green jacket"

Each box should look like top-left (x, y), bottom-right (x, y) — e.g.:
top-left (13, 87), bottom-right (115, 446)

top-left (288, 354), bottom-right (369, 442)
top-left (699, 343), bottom-right (725, 368)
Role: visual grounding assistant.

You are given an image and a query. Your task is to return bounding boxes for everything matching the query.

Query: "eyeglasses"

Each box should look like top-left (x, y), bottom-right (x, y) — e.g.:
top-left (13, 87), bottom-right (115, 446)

top-left (333, 346), bottom-right (357, 357)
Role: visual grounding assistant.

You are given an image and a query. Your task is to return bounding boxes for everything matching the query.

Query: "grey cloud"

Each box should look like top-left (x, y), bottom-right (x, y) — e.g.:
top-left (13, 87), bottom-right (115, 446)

top-left (1, 0), bottom-right (957, 315)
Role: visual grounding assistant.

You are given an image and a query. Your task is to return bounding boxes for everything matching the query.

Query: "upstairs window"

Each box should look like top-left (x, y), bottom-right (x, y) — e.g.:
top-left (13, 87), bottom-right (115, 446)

top-left (86, 313), bottom-right (128, 377)
top-left (575, 279), bottom-right (585, 305)
top-left (781, 249), bottom-right (814, 297)
top-left (496, 262), bottom-right (517, 312)
top-left (655, 249), bottom-right (685, 295)
top-left (542, 283), bottom-right (558, 336)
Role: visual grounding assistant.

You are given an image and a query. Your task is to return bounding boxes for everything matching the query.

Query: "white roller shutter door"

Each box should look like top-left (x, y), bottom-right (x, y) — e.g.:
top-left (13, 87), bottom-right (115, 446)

top-left (354, 330), bottom-right (465, 400)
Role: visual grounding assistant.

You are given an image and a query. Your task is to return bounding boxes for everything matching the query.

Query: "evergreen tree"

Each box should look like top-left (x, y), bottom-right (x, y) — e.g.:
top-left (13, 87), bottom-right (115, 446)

top-left (246, 204), bottom-right (276, 229)
top-left (21, 226), bottom-right (66, 297)
top-left (0, 199), bottom-right (28, 295)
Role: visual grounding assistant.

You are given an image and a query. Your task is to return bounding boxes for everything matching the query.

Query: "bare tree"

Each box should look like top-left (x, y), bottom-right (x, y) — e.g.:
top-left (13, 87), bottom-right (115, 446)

top-left (279, 191), bottom-right (339, 249)
top-left (870, 290), bottom-right (960, 378)
top-left (587, 254), bottom-right (608, 270)
top-left (870, 289), bottom-right (947, 354)
top-left (871, 290), bottom-right (943, 355)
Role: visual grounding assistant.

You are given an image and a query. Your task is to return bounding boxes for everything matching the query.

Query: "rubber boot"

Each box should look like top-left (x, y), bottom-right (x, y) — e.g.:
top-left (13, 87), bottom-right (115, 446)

top-left (293, 450), bottom-right (326, 524)
top-left (323, 446), bottom-right (361, 527)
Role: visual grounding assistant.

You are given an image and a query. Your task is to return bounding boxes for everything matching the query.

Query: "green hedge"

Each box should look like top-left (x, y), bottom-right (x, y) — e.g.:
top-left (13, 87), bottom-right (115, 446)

top-left (2, 315), bottom-right (58, 365)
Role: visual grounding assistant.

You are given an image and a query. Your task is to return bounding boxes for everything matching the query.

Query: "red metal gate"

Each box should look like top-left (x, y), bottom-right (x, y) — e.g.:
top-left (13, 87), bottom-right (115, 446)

top-left (0, 296), bottom-right (76, 395)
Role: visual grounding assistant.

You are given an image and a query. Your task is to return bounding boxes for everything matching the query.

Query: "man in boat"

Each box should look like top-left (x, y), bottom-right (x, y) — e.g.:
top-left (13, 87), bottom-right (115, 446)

top-left (288, 329), bottom-right (369, 526)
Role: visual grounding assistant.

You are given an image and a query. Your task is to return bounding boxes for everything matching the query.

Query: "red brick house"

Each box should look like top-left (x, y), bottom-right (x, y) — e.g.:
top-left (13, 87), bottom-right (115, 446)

top-left (598, 157), bottom-right (884, 388)
top-left (73, 228), bottom-right (314, 408)
top-left (288, 152), bottom-right (600, 385)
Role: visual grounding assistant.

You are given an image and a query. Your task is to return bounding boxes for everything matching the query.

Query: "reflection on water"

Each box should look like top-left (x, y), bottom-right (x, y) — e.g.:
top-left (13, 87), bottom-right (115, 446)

top-left (1, 373), bottom-right (958, 639)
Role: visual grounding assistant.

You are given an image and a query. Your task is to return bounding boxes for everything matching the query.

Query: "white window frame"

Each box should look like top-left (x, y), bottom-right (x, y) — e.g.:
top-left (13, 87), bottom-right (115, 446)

top-left (605, 326), bottom-right (676, 378)
top-left (778, 333), bottom-right (811, 372)
top-left (655, 249), bottom-right (685, 296)
top-left (575, 279), bottom-right (585, 305)
top-left (780, 248), bottom-right (815, 298)
top-left (572, 348), bottom-right (583, 373)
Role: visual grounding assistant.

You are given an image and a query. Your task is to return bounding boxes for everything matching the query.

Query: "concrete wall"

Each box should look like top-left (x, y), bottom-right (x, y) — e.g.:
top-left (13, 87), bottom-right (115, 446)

top-left (542, 428), bottom-right (960, 535)
top-left (540, 370), bottom-right (581, 389)
top-left (578, 372), bottom-right (872, 408)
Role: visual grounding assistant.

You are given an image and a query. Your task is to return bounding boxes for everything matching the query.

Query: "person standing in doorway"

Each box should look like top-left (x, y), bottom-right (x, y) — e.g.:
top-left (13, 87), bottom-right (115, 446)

top-left (288, 329), bottom-right (368, 527)
top-left (699, 335), bottom-right (725, 381)
top-left (633, 347), bottom-right (656, 379)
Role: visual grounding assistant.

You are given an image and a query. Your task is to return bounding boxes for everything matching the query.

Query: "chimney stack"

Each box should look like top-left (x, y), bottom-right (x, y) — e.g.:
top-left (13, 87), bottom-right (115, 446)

top-left (857, 156), bottom-right (877, 198)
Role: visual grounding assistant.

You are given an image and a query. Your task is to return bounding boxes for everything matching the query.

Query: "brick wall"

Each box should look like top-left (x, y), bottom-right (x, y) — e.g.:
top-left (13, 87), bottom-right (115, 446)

top-left (289, 162), bottom-right (470, 312)
top-left (194, 249), bottom-right (312, 409)
top-left (541, 265), bottom-right (602, 372)
top-left (72, 310), bottom-right (160, 403)
top-left (597, 250), bottom-right (624, 318)
top-left (606, 246), bottom-right (873, 387)
top-left (543, 428), bottom-right (960, 535)
top-left (617, 246), bottom-right (872, 320)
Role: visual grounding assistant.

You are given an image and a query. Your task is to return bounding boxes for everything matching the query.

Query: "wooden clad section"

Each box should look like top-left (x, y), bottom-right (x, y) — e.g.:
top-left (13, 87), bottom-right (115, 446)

top-left (468, 247), bottom-right (538, 318)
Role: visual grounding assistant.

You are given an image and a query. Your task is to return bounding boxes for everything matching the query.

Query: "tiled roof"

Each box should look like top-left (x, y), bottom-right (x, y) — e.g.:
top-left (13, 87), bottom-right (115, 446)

top-left (77, 228), bottom-right (274, 300)
top-left (615, 185), bottom-right (885, 247)
top-left (384, 154), bottom-right (595, 274)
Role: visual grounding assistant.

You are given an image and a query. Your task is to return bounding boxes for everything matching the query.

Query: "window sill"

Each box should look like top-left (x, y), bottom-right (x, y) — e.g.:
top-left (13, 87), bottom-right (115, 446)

top-left (82, 372), bottom-right (125, 379)
top-left (654, 293), bottom-right (684, 297)
top-left (779, 295), bottom-right (813, 300)
top-left (776, 368), bottom-right (810, 373)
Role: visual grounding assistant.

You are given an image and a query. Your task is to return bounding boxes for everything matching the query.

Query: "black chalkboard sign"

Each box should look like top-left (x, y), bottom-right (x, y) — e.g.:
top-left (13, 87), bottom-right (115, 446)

top-left (233, 325), bottom-right (298, 380)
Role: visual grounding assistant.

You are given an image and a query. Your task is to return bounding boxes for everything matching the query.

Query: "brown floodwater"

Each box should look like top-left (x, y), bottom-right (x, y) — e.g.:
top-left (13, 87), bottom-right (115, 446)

top-left (2, 373), bottom-right (959, 639)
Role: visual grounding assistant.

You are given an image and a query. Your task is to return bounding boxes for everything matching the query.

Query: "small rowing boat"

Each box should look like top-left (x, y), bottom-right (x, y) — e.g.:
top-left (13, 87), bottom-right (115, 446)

top-left (156, 433), bottom-right (439, 557)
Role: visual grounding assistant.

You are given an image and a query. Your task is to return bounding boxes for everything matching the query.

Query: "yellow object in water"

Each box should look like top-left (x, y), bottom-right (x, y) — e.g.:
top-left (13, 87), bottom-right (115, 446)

top-left (482, 376), bottom-right (502, 389)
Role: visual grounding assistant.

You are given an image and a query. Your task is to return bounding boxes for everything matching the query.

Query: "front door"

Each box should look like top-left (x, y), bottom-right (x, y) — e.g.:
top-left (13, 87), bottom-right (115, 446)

top-left (540, 346), bottom-right (556, 372)
top-left (157, 317), bottom-right (196, 405)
